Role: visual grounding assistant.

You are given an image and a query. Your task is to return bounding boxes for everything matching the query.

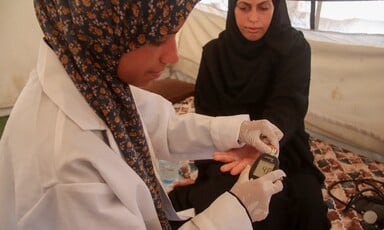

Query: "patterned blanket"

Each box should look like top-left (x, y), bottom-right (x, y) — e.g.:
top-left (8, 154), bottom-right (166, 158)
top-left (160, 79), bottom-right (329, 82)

top-left (172, 96), bottom-right (384, 230)
top-left (312, 139), bottom-right (384, 229)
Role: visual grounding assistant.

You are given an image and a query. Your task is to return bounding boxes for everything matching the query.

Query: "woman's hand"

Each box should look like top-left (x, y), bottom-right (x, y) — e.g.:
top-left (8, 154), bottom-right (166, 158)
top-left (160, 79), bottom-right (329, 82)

top-left (213, 145), bottom-right (261, 175)
top-left (172, 178), bottom-right (196, 188)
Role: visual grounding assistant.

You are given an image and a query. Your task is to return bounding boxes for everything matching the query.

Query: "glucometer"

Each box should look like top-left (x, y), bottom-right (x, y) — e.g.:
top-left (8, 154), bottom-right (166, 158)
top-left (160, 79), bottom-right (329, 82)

top-left (249, 152), bottom-right (279, 179)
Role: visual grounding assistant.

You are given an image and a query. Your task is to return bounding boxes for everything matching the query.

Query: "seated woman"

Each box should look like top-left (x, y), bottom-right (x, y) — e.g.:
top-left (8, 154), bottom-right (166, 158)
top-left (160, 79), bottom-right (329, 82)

top-left (169, 0), bottom-right (331, 229)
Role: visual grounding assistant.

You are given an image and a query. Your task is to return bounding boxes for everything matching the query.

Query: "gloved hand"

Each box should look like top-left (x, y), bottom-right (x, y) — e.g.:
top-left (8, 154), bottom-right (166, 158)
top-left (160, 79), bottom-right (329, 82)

top-left (239, 120), bottom-right (283, 154)
top-left (230, 165), bottom-right (285, 222)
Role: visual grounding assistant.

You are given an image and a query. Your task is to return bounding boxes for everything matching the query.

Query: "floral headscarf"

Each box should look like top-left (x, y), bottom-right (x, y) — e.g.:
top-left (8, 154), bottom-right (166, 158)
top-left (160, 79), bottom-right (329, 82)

top-left (34, 0), bottom-right (198, 228)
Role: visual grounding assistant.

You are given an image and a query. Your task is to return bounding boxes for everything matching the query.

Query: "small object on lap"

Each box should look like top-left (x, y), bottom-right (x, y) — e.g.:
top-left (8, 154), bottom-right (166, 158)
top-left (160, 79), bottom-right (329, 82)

top-left (249, 152), bottom-right (279, 179)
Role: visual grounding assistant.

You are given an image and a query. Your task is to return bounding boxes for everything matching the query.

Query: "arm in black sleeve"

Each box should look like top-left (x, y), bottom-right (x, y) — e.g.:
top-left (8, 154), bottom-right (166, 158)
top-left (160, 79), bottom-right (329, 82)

top-left (262, 39), bottom-right (311, 145)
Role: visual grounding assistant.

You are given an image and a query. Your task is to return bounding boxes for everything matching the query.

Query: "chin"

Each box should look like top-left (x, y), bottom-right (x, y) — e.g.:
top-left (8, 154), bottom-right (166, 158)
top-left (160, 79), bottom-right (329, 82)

top-left (245, 34), bottom-right (263, 41)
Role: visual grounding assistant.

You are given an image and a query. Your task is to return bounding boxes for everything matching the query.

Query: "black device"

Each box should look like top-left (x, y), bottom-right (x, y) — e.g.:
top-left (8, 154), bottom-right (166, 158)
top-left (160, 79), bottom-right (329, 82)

top-left (249, 153), bottom-right (279, 179)
top-left (328, 178), bottom-right (384, 230)
top-left (352, 192), bottom-right (384, 229)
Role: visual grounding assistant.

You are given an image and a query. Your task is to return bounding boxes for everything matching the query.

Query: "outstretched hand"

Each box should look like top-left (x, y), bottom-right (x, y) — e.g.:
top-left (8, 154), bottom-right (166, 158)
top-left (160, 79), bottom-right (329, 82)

top-left (213, 145), bottom-right (261, 175)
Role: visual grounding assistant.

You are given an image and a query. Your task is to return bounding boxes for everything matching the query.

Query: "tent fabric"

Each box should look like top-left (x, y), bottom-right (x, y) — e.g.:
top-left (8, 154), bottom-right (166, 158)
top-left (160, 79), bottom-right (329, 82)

top-left (165, 2), bottom-right (384, 155)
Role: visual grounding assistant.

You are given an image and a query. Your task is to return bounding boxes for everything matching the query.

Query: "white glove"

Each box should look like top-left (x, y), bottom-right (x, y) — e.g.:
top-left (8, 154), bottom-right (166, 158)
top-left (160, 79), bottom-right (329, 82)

top-left (230, 165), bottom-right (285, 222)
top-left (239, 120), bottom-right (283, 154)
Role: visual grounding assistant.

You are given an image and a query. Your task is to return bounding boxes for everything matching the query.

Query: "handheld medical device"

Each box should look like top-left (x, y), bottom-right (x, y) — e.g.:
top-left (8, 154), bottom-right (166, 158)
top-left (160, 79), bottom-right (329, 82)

top-left (249, 148), bottom-right (279, 179)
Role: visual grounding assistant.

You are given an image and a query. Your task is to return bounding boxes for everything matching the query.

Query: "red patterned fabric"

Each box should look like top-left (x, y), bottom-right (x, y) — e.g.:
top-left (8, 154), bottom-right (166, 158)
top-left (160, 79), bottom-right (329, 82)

top-left (312, 139), bottom-right (384, 230)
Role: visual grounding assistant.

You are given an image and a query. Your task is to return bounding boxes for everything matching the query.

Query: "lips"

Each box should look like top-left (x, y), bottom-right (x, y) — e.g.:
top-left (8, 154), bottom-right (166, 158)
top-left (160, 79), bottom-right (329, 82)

top-left (148, 70), bottom-right (163, 79)
top-left (246, 27), bottom-right (262, 33)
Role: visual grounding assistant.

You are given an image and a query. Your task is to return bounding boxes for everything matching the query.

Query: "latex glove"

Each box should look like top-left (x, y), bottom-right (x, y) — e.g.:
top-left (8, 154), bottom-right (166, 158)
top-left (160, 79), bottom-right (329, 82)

top-left (239, 120), bottom-right (283, 154)
top-left (230, 165), bottom-right (285, 222)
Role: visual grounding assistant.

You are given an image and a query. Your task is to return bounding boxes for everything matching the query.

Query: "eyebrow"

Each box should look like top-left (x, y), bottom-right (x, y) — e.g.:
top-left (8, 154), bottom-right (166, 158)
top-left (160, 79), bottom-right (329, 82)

top-left (237, 0), bottom-right (270, 6)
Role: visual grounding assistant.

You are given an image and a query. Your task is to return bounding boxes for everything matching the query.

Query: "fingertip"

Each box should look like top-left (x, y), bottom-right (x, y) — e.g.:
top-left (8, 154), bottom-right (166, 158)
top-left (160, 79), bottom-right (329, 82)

top-left (274, 169), bottom-right (286, 178)
top-left (237, 164), bottom-right (251, 182)
top-left (220, 165), bottom-right (229, 172)
top-left (244, 164), bottom-right (251, 171)
top-left (273, 180), bottom-right (284, 193)
top-left (260, 144), bottom-right (272, 154)
top-left (270, 140), bottom-right (279, 150)
top-left (262, 169), bottom-right (286, 181)
top-left (230, 169), bottom-right (239, 175)
top-left (242, 164), bottom-right (251, 174)
top-left (278, 130), bottom-right (284, 139)
top-left (212, 152), bottom-right (221, 158)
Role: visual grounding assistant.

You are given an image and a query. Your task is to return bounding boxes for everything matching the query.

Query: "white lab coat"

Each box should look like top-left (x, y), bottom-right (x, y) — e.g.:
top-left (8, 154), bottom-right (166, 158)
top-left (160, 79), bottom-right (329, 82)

top-left (0, 42), bottom-right (253, 229)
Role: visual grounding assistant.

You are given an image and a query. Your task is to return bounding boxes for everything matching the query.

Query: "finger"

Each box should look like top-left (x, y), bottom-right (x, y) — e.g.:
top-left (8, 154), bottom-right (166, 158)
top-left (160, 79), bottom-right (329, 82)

top-left (274, 128), bottom-right (284, 141)
top-left (213, 151), bottom-right (226, 155)
top-left (259, 169), bottom-right (286, 182)
top-left (266, 124), bottom-right (283, 154)
top-left (270, 123), bottom-right (284, 141)
top-left (261, 133), bottom-right (279, 151)
top-left (230, 161), bottom-right (248, 175)
top-left (213, 153), bottom-right (236, 163)
top-left (220, 161), bottom-right (239, 172)
top-left (238, 165), bottom-right (250, 182)
top-left (269, 139), bottom-right (280, 155)
top-left (270, 179), bottom-right (284, 194)
top-left (260, 126), bottom-right (276, 143)
top-left (252, 138), bottom-right (273, 153)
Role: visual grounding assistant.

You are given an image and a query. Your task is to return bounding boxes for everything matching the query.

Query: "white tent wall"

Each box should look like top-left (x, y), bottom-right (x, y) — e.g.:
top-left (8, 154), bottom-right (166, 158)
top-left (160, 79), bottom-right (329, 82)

top-left (0, 1), bottom-right (42, 116)
top-left (1, 1), bottom-right (383, 158)
top-left (305, 39), bottom-right (384, 156)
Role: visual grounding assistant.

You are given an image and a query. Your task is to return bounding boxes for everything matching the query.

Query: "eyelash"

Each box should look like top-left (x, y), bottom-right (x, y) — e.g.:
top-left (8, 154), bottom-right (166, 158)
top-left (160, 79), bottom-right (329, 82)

top-left (149, 38), bottom-right (168, 47)
top-left (237, 4), bottom-right (270, 12)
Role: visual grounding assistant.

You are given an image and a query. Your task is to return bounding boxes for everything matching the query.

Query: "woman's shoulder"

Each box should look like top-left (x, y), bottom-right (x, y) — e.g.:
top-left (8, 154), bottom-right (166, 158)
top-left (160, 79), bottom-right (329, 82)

top-left (283, 29), bottom-right (311, 57)
top-left (293, 29), bottom-right (310, 49)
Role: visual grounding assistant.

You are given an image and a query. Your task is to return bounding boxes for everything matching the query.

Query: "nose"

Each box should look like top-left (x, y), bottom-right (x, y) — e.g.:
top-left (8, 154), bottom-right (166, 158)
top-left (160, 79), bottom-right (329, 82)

top-left (160, 36), bottom-right (179, 65)
top-left (248, 8), bottom-right (259, 23)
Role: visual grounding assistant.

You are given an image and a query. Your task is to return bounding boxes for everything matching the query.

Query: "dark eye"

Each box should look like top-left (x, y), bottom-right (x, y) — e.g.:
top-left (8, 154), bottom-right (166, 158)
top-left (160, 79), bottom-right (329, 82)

top-left (259, 2), bottom-right (272, 11)
top-left (149, 36), bottom-right (168, 46)
top-left (236, 3), bottom-right (251, 12)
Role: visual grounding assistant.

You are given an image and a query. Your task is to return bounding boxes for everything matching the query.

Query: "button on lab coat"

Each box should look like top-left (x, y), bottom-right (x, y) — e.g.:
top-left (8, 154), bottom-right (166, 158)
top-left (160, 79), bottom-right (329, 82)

top-left (0, 42), bottom-right (252, 229)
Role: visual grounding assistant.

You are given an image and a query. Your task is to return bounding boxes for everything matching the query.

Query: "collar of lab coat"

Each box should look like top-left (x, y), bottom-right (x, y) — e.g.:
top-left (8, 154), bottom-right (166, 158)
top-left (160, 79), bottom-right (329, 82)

top-left (36, 41), bottom-right (107, 131)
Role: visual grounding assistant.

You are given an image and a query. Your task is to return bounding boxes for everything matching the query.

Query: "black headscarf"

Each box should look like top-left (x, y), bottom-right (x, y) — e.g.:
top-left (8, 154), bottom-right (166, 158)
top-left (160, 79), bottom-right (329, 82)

top-left (34, 0), bottom-right (199, 228)
top-left (225, 0), bottom-right (298, 58)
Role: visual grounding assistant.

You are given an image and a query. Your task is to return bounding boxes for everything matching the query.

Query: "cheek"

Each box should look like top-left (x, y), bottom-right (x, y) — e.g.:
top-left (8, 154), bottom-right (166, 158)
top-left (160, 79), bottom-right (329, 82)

top-left (117, 52), bottom-right (142, 84)
top-left (264, 12), bottom-right (274, 28)
top-left (117, 56), bottom-right (141, 84)
top-left (234, 10), bottom-right (243, 28)
top-left (117, 45), bottom-right (160, 86)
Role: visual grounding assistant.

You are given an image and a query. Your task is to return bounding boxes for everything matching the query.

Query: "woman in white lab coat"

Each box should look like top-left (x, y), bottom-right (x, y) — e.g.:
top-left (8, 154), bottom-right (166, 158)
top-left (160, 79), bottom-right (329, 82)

top-left (0, 0), bottom-right (285, 229)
